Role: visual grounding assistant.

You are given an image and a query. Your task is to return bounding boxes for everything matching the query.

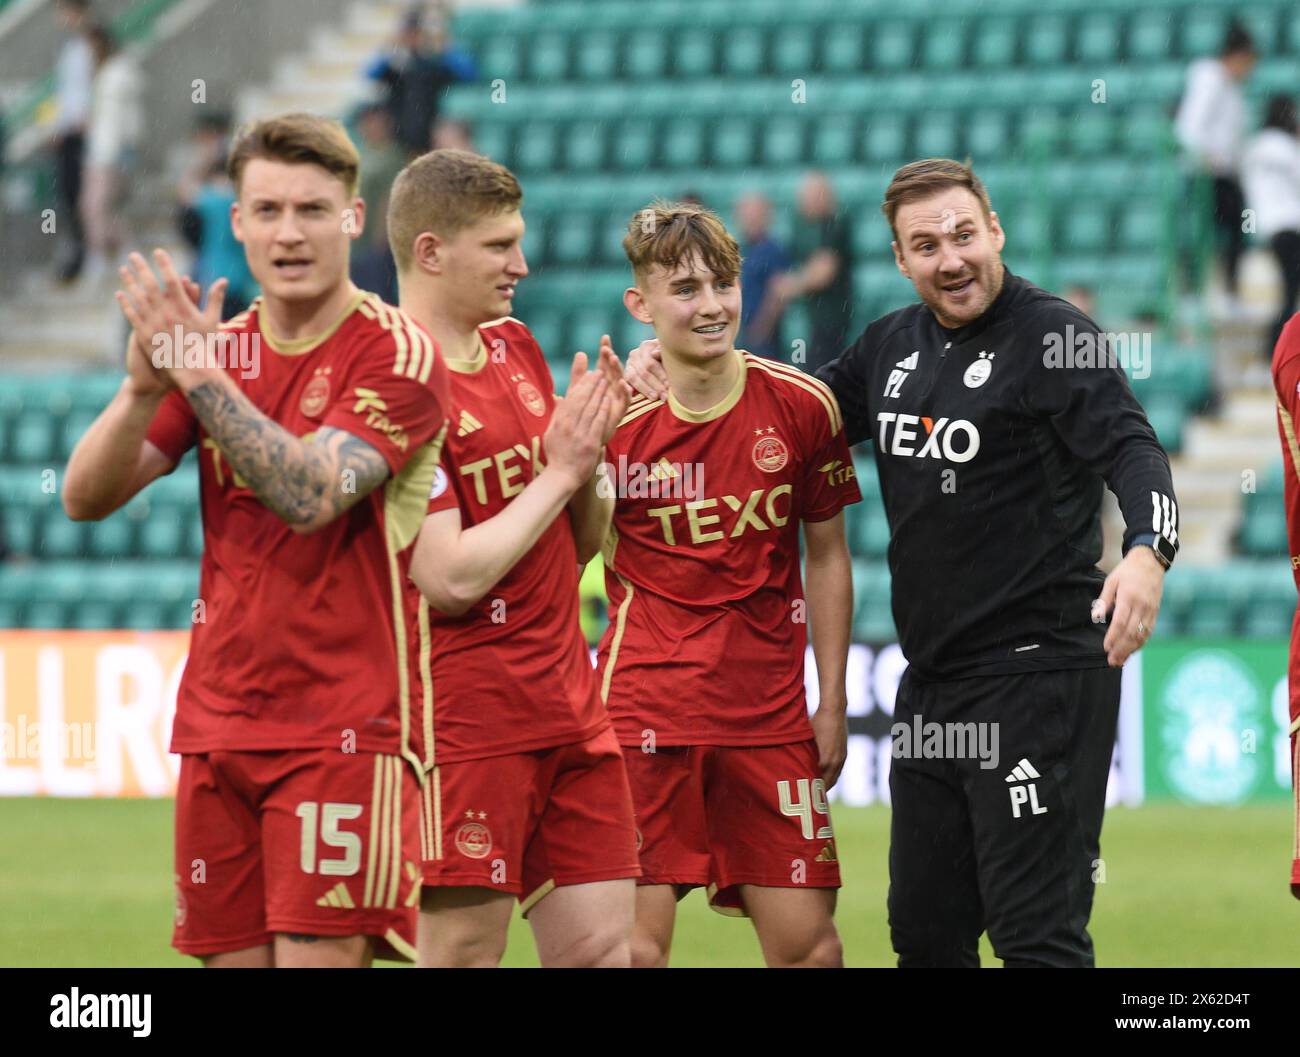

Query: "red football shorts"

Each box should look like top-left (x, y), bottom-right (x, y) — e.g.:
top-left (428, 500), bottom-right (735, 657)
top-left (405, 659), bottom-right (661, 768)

top-left (622, 739), bottom-right (842, 915)
top-left (421, 726), bottom-right (641, 914)
top-left (173, 749), bottom-right (421, 961)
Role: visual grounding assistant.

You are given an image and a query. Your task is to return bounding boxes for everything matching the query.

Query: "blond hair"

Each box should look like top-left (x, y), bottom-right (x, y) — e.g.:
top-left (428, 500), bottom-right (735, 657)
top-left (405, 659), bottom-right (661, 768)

top-left (227, 112), bottom-right (360, 198)
top-left (386, 149), bottom-right (523, 271)
top-left (622, 200), bottom-right (741, 284)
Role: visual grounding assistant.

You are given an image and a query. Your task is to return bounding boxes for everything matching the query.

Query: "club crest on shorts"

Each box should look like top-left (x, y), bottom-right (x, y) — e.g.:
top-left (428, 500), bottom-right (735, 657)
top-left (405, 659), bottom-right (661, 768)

top-left (751, 426), bottom-right (788, 473)
top-left (963, 351), bottom-right (994, 389)
top-left (300, 366), bottom-right (331, 417)
top-left (456, 812), bottom-right (492, 859)
top-left (516, 379), bottom-right (546, 417)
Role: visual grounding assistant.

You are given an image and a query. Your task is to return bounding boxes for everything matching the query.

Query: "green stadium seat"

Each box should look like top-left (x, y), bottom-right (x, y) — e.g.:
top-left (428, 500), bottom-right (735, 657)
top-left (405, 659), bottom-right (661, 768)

top-left (1062, 203), bottom-right (1113, 252)
top-left (87, 511), bottom-right (135, 558)
top-left (673, 32), bottom-right (715, 78)
top-left (971, 19), bottom-right (1017, 68)
top-left (966, 110), bottom-right (1009, 161)
top-left (662, 119), bottom-right (706, 169)
top-left (870, 22), bottom-right (914, 72)
top-left (37, 515), bottom-right (85, 559)
top-left (713, 117), bottom-right (755, 169)
top-left (1181, 10), bottom-right (1226, 57)
top-left (25, 601), bottom-right (68, 630)
top-left (575, 33), bottom-right (619, 81)
top-left (1238, 7), bottom-right (1276, 57)
top-left (822, 23), bottom-right (865, 74)
top-left (1065, 109), bottom-right (1115, 156)
top-left (617, 316), bottom-right (654, 360)
top-left (920, 19), bottom-right (967, 69)
top-left (12, 414), bottom-right (55, 464)
top-left (1117, 200), bottom-right (1164, 251)
top-left (1128, 11), bottom-right (1175, 62)
top-left (1143, 394), bottom-right (1186, 455)
top-left (771, 26), bottom-right (816, 76)
top-left (528, 34), bottom-right (570, 82)
top-left (913, 113), bottom-right (959, 159)
top-left (139, 514), bottom-right (185, 559)
top-left (722, 28), bottom-right (766, 78)
top-left (0, 600), bottom-right (22, 628)
top-left (479, 34), bottom-right (524, 82)
top-left (123, 601), bottom-right (166, 630)
top-left (863, 115), bottom-right (907, 162)
top-left (813, 115), bottom-right (857, 165)
top-left (69, 599), bottom-right (118, 630)
top-left (473, 124), bottom-right (512, 167)
top-left (1076, 14), bottom-right (1122, 65)
top-left (188, 515), bottom-right (205, 558)
top-left (1023, 16), bottom-right (1068, 67)
top-left (760, 117), bottom-right (804, 167)
top-left (625, 32), bottom-right (668, 80)
top-left (1240, 505), bottom-right (1288, 558)
top-left (611, 120), bottom-right (655, 172)
top-left (565, 122), bottom-right (606, 171)
top-left (551, 212), bottom-right (596, 265)
top-left (515, 123), bottom-right (560, 173)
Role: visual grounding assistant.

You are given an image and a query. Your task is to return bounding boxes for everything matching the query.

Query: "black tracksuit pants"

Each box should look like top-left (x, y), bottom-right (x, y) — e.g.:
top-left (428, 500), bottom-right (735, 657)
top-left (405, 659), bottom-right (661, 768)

top-left (887, 665), bottom-right (1122, 968)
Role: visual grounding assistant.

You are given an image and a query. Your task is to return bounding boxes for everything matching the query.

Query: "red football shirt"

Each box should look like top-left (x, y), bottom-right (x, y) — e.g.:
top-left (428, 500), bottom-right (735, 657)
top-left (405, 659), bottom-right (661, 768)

top-left (145, 291), bottom-right (451, 766)
top-left (1272, 312), bottom-right (1300, 734)
top-left (596, 351), bottom-right (862, 747)
top-left (421, 317), bottom-right (608, 763)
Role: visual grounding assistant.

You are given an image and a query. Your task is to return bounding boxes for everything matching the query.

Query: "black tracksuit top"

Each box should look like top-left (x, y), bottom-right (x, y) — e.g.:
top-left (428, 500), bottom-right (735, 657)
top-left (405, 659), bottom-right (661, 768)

top-left (816, 267), bottom-right (1180, 680)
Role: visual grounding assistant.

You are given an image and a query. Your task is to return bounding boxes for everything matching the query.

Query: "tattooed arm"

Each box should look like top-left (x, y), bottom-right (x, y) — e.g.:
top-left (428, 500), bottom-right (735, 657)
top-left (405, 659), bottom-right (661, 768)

top-left (184, 376), bottom-right (389, 533)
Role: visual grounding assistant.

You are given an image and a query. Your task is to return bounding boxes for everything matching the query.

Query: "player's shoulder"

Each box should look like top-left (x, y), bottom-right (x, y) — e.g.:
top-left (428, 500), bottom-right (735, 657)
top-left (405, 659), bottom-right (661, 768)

top-left (219, 300), bottom-right (257, 334)
top-left (615, 391), bottom-right (665, 435)
top-left (350, 292), bottom-right (441, 383)
top-left (1273, 312), bottom-right (1300, 383)
top-left (742, 353), bottom-right (844, 437)
top-left (478, 315), bottom-right (534, 344)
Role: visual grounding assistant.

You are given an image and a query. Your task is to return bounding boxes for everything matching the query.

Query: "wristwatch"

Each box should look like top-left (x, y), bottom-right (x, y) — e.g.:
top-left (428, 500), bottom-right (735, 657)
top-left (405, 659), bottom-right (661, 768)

top-left (1127, 532), bottom-right (1175, 570)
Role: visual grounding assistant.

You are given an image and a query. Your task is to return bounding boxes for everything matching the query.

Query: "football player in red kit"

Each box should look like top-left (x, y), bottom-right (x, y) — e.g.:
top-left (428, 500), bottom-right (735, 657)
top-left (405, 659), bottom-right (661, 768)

top-left (1271, 311), bottom-right (1300, 897)
top-left (64, 114), bottom-right (450, 967)
top-left (390, 149), bottom-right (642, 967)
top-left (598, 202), bottom-right (861, 967)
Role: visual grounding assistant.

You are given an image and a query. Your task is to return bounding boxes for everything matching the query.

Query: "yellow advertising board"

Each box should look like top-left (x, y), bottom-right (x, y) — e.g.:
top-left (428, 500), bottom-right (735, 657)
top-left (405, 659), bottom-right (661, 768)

top-left (0, 631), bottom-right (188, 797)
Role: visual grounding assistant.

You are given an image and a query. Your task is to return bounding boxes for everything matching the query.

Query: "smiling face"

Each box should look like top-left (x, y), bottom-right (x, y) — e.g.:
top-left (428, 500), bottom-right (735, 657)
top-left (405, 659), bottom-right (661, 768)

top-left (625, 252), bottom-right (741, 364)
top-left (891, 186), bottom-right (1006, 330)
top-left (232, 157), bottom-right (362, 306)
top-left (426, 209), bottom-right (529, 326)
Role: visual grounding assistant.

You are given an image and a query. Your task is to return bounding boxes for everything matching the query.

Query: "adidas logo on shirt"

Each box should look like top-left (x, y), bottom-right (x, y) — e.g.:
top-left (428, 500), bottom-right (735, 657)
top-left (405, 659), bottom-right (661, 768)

top-left (457, 410), bottom-right (484, 437)
top-left (1005, 757), bottom-right (1048, 818)
top-left (883, 351), bottom-right (919, 399)
top-left (896, 351), bottom-right (919, 371)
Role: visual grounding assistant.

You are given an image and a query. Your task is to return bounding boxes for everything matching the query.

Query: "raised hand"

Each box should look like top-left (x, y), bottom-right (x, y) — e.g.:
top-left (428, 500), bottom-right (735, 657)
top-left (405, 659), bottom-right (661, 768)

top-left (594, 334), bottom-right (633, 442)
top-left (623, 337), bottom-right (669, 401)
top-left (116, 249), bottom-right (228, 387)
top-left (544, 352), bottom-right (612, 491)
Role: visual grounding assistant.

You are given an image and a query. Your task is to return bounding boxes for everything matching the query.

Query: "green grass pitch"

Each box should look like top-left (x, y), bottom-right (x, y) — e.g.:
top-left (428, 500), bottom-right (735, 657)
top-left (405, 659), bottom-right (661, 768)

top-left (2, 798), bottom-right (1298, 967)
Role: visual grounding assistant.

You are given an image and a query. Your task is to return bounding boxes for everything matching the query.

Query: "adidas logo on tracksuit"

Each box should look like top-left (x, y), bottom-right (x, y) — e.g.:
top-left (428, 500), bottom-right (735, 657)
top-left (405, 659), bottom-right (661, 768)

top-left (1005, 758), bottom-right (1048, 818)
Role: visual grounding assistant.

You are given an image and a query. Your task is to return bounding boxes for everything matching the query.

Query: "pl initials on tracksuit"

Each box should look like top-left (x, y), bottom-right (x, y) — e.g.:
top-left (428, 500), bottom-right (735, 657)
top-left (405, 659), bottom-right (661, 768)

top-left (818, 267), bottom-right (1179, 967)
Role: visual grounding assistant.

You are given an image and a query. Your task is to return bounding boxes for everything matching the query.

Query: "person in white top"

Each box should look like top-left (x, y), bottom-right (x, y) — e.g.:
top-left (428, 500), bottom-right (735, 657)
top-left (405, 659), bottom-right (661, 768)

top-left (1174, 22), bottom-right (1257, 305)
top-left (80, 22), bottom-right (144, 285)
top-left (1243, 96), bottom-right (1300, 358)
top-left (49, 0), bottom-right (95, 282)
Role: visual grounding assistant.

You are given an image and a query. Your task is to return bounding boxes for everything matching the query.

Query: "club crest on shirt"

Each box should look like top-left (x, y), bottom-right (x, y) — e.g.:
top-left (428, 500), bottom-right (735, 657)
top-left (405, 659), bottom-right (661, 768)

top-left (752, 426), bottom-right (789, 473)
top-left (455, 812), bottom-right (492, 859)
top-left (429, 466), bottom-right (449, 500)
top-left (516, 379), bottom-right (546, 417)
top-left (963, 351), bottom-right (994, 389)
top-left (299, 366), bottom-right (331, 417)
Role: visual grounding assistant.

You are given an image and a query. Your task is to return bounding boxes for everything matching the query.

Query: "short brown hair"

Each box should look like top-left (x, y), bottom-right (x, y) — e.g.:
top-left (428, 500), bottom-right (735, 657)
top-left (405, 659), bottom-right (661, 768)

top-left (226, 113), bottom-right (360, 199)
top-left (623, 201), bottom-right (741, 284)
top-left (386, 149), bottom-right (522, 272)
top-left (881, 158), bottom-right (993, 241)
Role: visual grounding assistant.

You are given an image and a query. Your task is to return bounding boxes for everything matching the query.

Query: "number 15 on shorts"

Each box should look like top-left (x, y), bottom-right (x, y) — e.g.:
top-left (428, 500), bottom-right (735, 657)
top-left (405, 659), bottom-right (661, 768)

top-left (296, 801), bottom-right (363, 876)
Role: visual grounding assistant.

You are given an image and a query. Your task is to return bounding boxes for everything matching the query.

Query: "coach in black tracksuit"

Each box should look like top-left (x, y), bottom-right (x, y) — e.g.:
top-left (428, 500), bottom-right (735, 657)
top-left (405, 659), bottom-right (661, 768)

top-left (816, 160), bottom-right (1179, 968)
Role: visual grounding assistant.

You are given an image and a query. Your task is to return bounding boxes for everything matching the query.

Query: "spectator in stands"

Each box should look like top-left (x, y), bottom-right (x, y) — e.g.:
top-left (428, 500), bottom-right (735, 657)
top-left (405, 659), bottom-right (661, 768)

top-left (79, 23), bottom-right (143, 286)
top-left (1064, 283), bottom-right (1098, 320)
top-left (350, 103), bottom-right (405, 303)
top-left (176, 152), bottom-right (256, 321)
top-left (734, 192), bottom-right (789, 361)
top-left (771, 171), bottom-right (855, 374)
top-left (175, 114), bottom-right (230, 252)
top-left (1243, 95), bottom-right (1300, 360)
top-left (49, 0), bottom-right (95, 283)
top-left (365, 10), bottom-right (476, 156)
top-left (431, 117), bottom-right (475, 152)
top-left (1175, 21), bottom-right (1257, 318)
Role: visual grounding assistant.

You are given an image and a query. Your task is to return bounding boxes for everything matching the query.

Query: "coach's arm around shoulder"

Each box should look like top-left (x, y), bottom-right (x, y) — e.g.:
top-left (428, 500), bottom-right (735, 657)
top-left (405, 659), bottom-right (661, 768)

top-left (804, 513), bottom-right (854, 789)
top-left (410, 353), bottom-right (618, 617)
top-left (1028, 303), bottom-right (1180, 668)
